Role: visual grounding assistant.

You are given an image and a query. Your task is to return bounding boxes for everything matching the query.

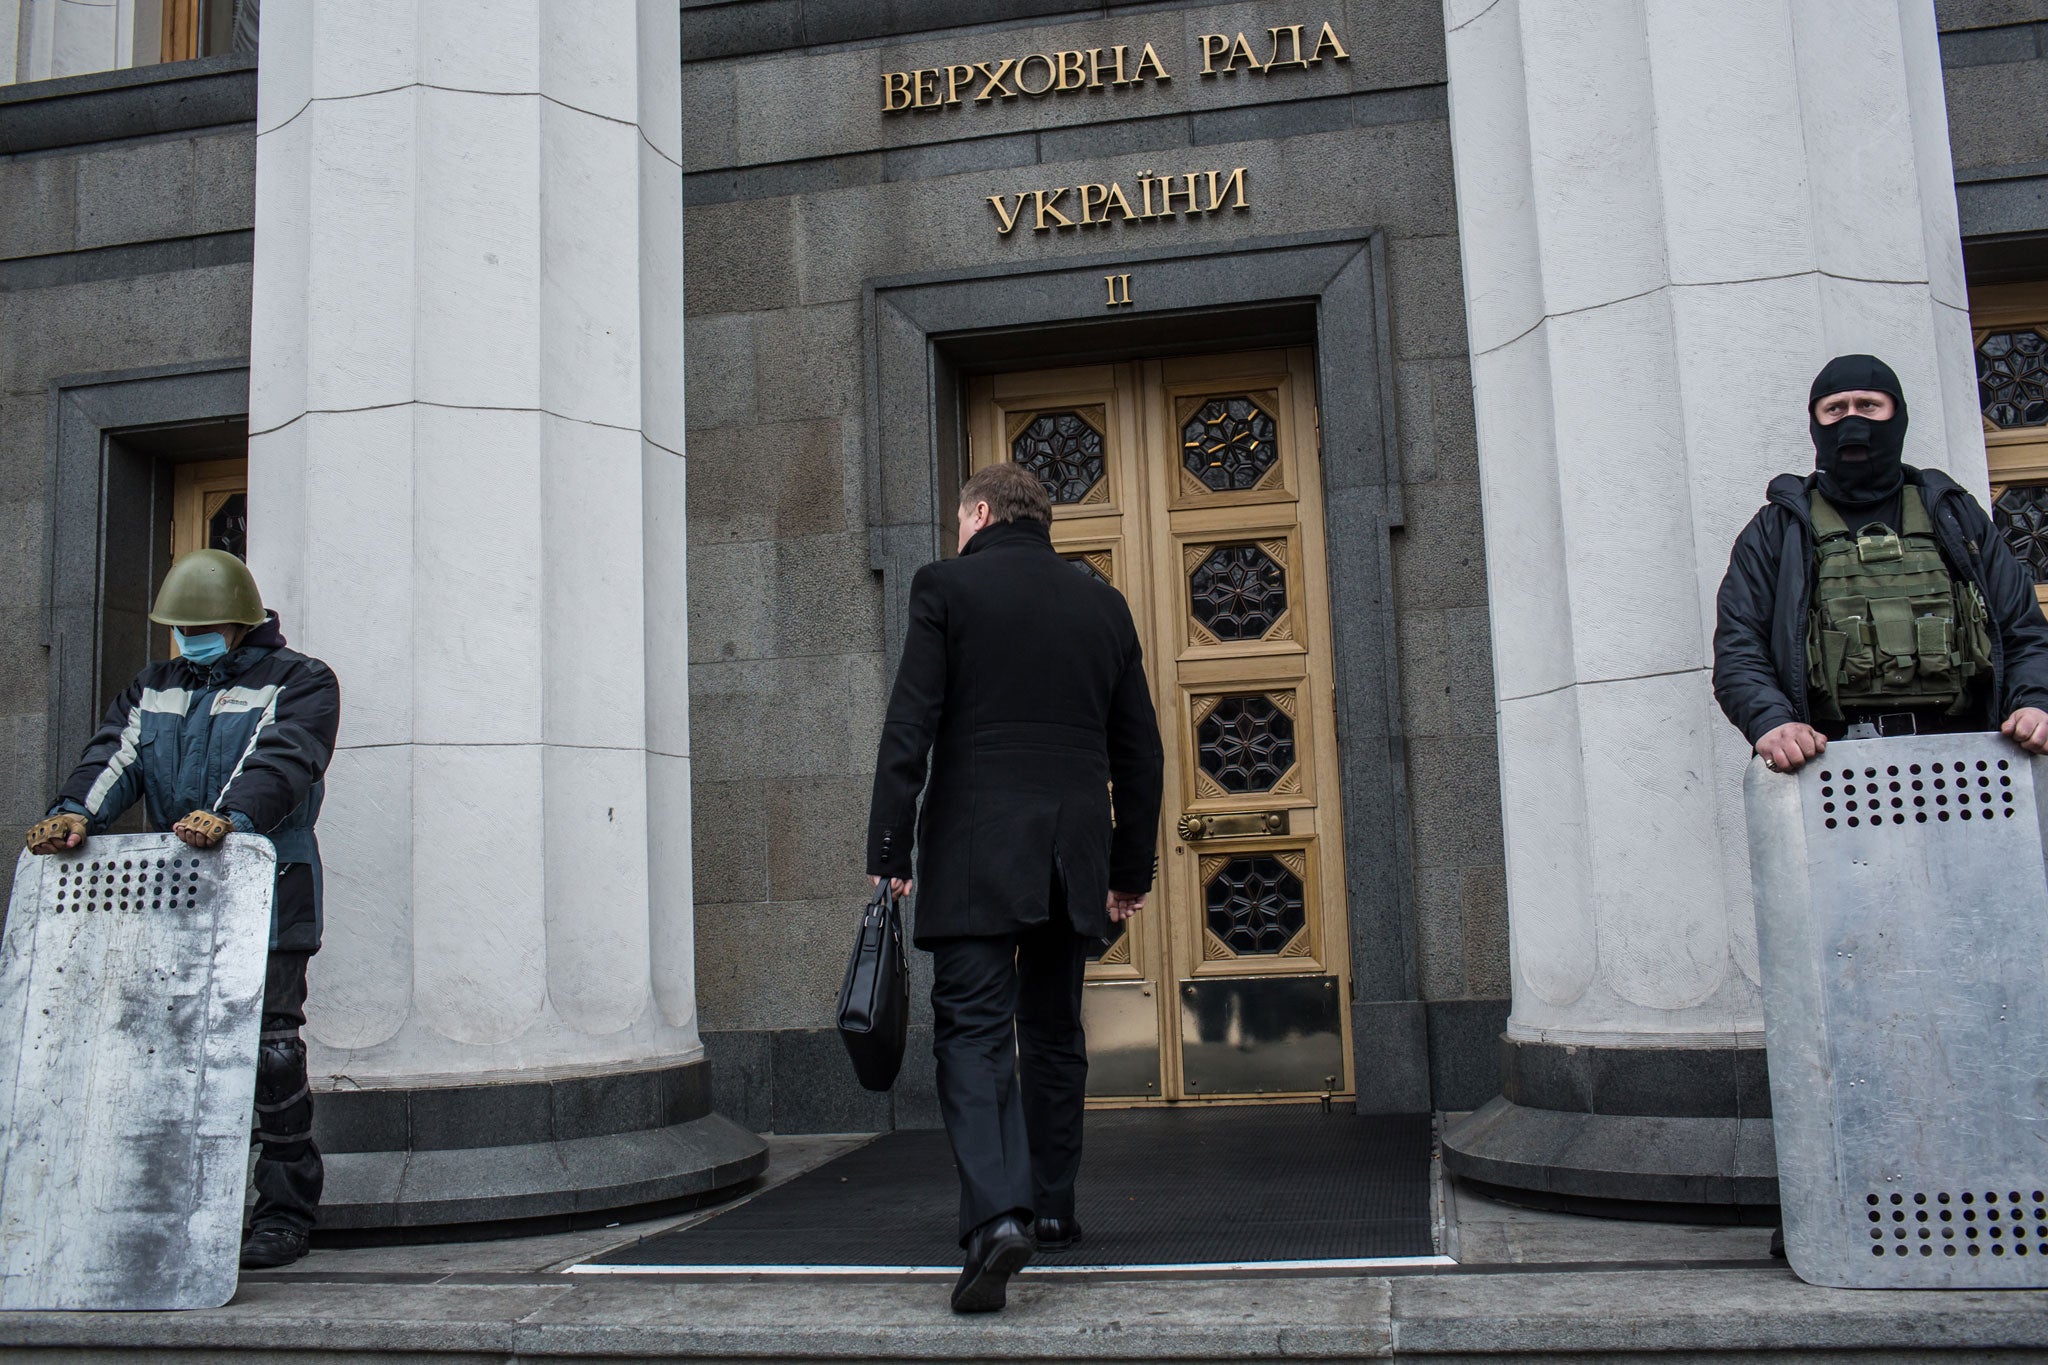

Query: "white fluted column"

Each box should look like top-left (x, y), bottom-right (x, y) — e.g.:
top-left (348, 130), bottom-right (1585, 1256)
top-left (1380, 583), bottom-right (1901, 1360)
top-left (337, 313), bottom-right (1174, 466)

top-left (1441, 0), bottom-right (1980, 1197)
top-left (248, 2), bottom-right (698, 1086)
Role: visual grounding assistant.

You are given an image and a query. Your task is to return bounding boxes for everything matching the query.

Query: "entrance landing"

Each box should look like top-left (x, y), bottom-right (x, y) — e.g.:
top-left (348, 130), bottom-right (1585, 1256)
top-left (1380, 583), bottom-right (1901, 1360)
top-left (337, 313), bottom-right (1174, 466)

top-left (581, 1106), bottom-right (1439, 1274)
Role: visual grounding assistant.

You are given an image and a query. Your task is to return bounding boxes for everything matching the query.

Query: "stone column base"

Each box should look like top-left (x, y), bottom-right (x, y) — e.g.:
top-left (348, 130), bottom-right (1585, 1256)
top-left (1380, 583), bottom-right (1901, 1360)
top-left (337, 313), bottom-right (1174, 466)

top-left (1441, 1037), bottom-right (1779, 1216)
top-left (309, 1058), bottom-right (768, 1234)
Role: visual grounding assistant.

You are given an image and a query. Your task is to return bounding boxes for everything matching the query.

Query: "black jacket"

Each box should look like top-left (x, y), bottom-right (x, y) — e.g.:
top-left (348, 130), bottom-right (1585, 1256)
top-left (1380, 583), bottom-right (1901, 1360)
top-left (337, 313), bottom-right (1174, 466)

top-left (1713, 467), bottom-right (2048, 744)
top-left (866, 519), bottom-right (1166, 945)
top-left (53, 614), bottom-right (340, 951)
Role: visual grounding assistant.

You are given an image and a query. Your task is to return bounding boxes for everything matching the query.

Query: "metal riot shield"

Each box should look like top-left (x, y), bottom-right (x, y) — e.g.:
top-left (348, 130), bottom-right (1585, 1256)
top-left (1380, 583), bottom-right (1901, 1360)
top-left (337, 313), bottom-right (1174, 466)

top-left (0, 833), bottom-right (274, 1310)
top-left (1746, 734), bottom-right (2048, 1289)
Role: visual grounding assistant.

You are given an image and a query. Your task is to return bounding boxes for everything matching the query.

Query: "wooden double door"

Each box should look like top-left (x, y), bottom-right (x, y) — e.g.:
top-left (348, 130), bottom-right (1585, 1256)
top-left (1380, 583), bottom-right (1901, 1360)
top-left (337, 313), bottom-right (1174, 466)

top-left (967, 348), bottom-right (1354, 1104)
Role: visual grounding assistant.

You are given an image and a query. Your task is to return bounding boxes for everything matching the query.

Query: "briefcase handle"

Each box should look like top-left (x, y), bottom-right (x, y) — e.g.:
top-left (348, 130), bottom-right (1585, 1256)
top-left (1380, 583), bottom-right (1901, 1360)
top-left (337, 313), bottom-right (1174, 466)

top-left (862, 881), bottom-right (896, 927)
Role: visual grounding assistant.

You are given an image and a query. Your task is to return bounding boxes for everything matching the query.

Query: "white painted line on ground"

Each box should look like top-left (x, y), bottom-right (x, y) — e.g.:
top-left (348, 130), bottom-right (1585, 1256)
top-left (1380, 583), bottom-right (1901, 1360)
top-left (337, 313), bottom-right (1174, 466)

top-left (564, 1255), bottom-right (1459, 1277)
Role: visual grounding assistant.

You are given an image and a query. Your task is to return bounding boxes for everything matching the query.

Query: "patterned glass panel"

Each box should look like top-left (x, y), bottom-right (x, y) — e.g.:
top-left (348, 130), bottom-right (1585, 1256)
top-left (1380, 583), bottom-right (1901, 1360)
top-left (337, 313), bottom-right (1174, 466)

top-left (1995, 485), bottom-right (2048, 583)
top-left (1205, 855), bottom-right (1306, 955)
top-left (208, 493), bottom-right (248, 561)
top-left (1190, 544), bottom-right (1287, 641)
top-left (1181, 395), bottom-right (1278, 492)
top-left (1198, 695), bottom-right (1296, 793)
top-left (1012, 411), bottom-right (1106, 504)
top-left (1979, 331), bottom-right (2048, 429)
top-left (1086, 925), bottom-right (1124, 963)
top-left (1065, 554), bottom-right (1108, 586)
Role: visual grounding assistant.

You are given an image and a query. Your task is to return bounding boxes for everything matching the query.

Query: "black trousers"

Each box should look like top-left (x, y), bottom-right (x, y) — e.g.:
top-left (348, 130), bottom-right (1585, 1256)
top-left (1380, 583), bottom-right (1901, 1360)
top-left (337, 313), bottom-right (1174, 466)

top-left (928, 910), bottom-right (1090, 1245)
top-left (252, 949), bottom-right (322, 1233)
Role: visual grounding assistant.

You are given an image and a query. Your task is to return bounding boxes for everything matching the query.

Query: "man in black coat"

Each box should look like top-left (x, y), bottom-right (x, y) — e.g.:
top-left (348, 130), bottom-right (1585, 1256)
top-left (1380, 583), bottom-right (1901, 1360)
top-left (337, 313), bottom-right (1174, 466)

top-left (867, 460), bottom-right (1164, 1313)
top-left (1714, 353), bottom-right (2048, 772)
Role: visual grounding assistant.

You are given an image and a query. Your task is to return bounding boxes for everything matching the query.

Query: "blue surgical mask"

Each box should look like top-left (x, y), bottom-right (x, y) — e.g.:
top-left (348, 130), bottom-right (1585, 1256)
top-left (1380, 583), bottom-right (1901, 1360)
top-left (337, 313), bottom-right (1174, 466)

top-left (174, 629), bottom-right (229, 666)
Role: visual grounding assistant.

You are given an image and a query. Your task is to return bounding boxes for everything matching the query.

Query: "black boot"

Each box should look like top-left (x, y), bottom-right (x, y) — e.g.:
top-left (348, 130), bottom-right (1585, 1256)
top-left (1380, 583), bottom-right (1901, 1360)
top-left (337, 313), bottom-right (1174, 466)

top-left (1770, 1226), bottom-right (1786, 1260)
top-left (240, 1225), bottom-right (310, 1269)
top-left (952, 1213), bottom-right (1034, 1313)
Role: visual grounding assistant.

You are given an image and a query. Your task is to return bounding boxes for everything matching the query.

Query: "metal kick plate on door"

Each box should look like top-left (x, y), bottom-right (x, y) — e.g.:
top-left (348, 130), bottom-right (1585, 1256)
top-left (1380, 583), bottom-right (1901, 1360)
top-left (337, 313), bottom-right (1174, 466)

top-left (1180, 974), bottom-right (1343, 1095)
top-left (1082, 981), bottom-right (1160, 1098)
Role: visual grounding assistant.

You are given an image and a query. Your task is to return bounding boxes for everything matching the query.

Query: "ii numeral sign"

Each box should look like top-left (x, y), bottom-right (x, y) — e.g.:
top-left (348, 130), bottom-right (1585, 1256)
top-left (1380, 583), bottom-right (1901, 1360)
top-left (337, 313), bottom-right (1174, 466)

top-left (1105, 273), bottom-right (1134, 308)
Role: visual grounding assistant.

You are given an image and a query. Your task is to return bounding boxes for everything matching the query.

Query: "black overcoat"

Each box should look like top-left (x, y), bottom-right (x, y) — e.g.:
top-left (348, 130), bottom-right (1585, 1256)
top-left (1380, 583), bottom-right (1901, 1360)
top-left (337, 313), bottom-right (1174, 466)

top-left (1712, 466), bottom-right (2048, 743)
top-left (866, 518), bottom-right (1166, 946)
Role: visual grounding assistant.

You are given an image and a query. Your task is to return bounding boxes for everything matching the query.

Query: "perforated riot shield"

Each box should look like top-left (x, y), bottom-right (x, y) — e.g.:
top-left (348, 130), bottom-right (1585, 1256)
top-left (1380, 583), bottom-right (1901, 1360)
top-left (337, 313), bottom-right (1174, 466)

top-left (1747, 734), bottom-right (2048, 1289)
top-left (0, 833), bottom-right (274, 1310)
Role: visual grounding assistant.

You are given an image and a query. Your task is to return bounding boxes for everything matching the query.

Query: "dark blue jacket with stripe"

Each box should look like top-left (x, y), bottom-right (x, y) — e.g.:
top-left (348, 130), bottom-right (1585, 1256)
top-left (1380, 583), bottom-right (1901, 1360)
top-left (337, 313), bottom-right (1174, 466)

top-left (52, 614), bottom-right (340, 951)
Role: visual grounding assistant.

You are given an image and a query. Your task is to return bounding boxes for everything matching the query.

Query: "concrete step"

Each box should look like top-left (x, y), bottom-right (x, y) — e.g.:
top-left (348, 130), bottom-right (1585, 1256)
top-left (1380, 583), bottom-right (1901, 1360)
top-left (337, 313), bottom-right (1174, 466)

top-left (3, 1262), bottom-right (2047, 1361)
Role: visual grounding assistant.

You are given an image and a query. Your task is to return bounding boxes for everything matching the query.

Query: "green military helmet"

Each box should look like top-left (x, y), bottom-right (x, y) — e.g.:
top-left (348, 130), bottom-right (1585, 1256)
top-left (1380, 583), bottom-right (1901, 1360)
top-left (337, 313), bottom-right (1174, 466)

top-left (150, 549), bottom-right (266, 628)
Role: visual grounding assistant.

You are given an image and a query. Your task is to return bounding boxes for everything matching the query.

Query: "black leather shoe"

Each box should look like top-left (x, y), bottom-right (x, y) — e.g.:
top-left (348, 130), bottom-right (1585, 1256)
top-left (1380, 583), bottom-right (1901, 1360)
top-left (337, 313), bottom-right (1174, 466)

top-left (1033, 1216), bottom-right (1083, 1252)
top-left (1769, 1226), bottom-right (1786, 1260)
top-left (952, 1213), bottom-right (1033, 1313)
top-left (240, 1226), bottom-right (310, 1270)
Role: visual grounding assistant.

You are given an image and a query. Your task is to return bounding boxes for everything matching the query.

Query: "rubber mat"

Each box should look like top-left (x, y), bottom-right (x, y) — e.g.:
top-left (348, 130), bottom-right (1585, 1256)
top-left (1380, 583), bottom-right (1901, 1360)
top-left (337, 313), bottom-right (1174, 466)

top-left (590, 1106), bottom-right (1435, 1269)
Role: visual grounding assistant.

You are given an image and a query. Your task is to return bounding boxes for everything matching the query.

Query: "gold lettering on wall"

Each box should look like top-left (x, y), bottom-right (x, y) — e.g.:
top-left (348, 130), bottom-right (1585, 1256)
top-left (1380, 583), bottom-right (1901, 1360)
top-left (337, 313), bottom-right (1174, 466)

top-left (883, 41), bottom-right (1174, 111)
top-left (1199, 22), bottom-right (1349, 76)
top-left (1105, 274), bottom-right (1133, 308)
top-left (880, 22), bottom-right (1348, 114)
top-left (987, 167), bottom-right (1250, 236)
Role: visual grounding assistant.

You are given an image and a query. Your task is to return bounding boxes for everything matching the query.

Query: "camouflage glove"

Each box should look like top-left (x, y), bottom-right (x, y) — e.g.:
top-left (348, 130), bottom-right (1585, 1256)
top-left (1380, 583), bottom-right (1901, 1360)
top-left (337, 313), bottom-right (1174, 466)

top-left (171, 810), bottom-right (233, 849)
top-left (25, 813), bottom-right (87, 854)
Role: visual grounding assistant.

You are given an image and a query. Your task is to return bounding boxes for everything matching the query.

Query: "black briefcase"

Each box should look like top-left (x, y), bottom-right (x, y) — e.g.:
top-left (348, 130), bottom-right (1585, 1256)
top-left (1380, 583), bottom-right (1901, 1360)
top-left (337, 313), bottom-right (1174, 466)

top-left (836, 883), bottom-right (908, 1091)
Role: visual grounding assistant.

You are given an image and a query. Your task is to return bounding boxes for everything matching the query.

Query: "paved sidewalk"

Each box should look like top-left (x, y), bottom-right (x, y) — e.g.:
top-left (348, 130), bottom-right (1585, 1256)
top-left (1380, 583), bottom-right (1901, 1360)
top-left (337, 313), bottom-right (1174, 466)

top-left (1, 1136), bottom-right (2045, 1361)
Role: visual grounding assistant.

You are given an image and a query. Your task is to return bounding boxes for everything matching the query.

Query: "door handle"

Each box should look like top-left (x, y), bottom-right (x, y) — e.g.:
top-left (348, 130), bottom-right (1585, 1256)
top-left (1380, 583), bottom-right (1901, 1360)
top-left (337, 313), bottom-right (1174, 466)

top-left (1177, 810), bottom-right (1289, 841)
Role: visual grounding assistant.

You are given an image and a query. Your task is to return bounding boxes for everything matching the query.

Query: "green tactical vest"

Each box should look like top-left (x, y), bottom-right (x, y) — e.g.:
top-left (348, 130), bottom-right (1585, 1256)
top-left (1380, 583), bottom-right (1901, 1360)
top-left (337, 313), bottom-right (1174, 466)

top-left (1805, 487), bottom-right (1993, 721)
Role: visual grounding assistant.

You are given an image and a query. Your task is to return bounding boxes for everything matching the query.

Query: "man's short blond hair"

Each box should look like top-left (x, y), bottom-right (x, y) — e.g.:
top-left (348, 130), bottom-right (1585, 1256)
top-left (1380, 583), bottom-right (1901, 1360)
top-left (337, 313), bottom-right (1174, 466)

top-left (959, 461), bottom-right (1053, 525)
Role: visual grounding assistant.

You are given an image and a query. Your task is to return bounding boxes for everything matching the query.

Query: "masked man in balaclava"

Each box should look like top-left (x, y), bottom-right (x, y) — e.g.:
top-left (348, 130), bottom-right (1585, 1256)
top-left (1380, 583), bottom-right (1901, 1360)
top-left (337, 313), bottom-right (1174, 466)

top-left (1714, 353), bottom-right (2048, 775)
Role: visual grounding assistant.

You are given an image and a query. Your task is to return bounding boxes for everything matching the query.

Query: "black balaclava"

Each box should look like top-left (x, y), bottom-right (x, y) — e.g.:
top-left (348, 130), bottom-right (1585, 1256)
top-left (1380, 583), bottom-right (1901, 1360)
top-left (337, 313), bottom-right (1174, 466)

top-left (1809, 353), bottom-right (1908, 509)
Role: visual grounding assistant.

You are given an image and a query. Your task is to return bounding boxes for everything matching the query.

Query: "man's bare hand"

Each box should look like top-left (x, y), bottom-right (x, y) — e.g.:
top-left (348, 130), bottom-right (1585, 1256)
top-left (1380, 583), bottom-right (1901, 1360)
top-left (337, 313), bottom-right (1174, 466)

top-left (869, 875), bottom-right (914, 898)
top-left (2002, 707), bottom-right (2048, 755)
top-left (1107, 890), bottom-right (1146, 923)
top-left (1755, 722), bottom-right (1827, 773)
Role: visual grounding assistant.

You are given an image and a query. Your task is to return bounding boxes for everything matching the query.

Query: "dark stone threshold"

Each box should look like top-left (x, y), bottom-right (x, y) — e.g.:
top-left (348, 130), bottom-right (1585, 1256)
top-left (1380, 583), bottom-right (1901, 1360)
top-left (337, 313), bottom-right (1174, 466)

top-left (0, 53), bottom-right (255, 156)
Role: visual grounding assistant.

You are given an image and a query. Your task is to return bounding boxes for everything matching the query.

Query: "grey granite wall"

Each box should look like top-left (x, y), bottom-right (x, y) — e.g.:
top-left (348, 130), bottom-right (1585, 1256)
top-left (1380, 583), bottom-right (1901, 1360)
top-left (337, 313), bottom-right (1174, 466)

top-left (1939, 0), bottom-right (2048, 263)
top-left (0, 58), bottom-right (256, 909)
top-left (680, 0), bottom-right (1508, 1129)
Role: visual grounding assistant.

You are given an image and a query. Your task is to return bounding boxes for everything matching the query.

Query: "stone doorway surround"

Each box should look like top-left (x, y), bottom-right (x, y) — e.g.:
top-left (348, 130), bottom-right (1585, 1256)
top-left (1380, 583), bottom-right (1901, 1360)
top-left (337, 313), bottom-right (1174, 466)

top-left (863, 230), bottom-right (1433, 1114)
